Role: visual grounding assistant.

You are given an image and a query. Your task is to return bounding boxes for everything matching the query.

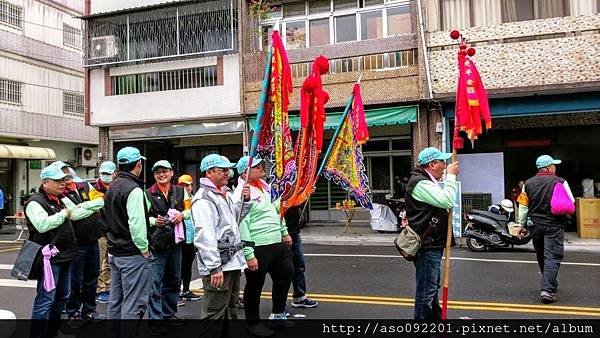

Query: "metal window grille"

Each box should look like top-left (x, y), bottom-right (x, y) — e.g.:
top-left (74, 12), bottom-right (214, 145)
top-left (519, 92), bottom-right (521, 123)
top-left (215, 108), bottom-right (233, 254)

top-left (63, 24), bottom-right (82, 49)
top-left (0, 78), bottom-right (22, 104)
top-left (111, 66), bottom-right (218, 95)
top-left (85, 0), bottom-right (236, 66)
top-left (387, 49), bottom-right (417, 68)
top-left (63, 92), bottom-right (84, 115)
top-left (0, 0), bottom-right (23, 29)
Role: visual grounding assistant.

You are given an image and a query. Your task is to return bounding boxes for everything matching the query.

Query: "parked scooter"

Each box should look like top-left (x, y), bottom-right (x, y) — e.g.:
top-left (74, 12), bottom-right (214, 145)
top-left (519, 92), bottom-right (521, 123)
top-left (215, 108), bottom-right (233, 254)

top-left (463, 209), bottom-right (531, 251)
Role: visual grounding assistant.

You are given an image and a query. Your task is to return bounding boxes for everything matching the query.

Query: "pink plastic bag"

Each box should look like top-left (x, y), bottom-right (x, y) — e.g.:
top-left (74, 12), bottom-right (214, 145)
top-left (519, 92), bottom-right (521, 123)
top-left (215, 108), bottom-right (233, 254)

top-left (550, 181), bottom-right (575, 215)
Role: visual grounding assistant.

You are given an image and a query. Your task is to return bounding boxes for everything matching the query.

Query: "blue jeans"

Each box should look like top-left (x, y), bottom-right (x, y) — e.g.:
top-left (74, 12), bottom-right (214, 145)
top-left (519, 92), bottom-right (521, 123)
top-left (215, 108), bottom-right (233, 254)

top-left (413, 249), bottom-right (443, 321)
top-left (290, 232), bottom-right (307, 299)
top-left (31, 261), bottom-right (71, 338)
top-left (148, 246), bottom-right (181, 320)
top-left (66, 242), bottom-right (100, 316)
top-left (531, 225), bottom-right (564, 294)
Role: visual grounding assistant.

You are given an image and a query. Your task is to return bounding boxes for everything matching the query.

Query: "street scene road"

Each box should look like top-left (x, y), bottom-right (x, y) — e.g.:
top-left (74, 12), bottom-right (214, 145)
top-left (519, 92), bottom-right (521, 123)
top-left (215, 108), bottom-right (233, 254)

top-left (1, 240), bottom-right (598, 320)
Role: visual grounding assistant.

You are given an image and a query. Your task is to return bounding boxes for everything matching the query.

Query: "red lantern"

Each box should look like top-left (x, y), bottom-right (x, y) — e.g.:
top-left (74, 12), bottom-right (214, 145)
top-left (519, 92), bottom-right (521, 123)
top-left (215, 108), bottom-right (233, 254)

top-left (450, 30), bottom-right (460, 40)
top-left (467, 47), bottom-right (476, 56)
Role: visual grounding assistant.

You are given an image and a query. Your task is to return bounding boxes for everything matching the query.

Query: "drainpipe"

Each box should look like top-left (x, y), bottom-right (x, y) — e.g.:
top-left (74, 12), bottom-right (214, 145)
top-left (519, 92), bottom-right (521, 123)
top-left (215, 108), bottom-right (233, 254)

top-left (84, 0), bottom-right (91, 127)
top-left (416, 0), bottom-right (433, 99)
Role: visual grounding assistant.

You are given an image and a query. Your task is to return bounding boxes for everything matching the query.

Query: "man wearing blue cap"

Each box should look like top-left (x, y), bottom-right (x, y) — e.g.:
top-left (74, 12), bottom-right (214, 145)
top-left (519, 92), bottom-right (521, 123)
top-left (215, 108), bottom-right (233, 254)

top-left (517, 155), bottom-right (574, 304)
top-left (405, 147), bottom-right (459, 321)
top-left (25, 165), bottom-right (76, 337)
top-left (93, 161), bottom-right (117, 304)
top-left (192, 154), bottom-right (249, 334)
top-left (233, 156), bottom-right (294, 336)
top-left (103, 146), bottom-right (153, 327)
top-left (145, 160), bottom-right (191, 329)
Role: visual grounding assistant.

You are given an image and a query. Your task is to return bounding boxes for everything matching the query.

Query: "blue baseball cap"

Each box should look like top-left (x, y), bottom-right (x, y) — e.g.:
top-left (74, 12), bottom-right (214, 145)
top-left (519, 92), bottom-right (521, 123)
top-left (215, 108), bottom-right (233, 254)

top-left (151, 160), bottom-right (172, 172)
top-left (536, 155), bottom-right (561, 169)
top-left (236, 156), bottom-right (263, 174)
top-left (116, 147), bottom-right (146, 165)
top-left (68, 168), bottom-right (84, 183)
top-left (200, 154), bottom-right (235, 172)
top-left (99, 161), bottom-right (116, 174)
top-left (417, 147), bottom-right (452, 166)
top-left (40, 165), bottom-right (68, 180)
top-left (50, 161), bottom-right (69, 169)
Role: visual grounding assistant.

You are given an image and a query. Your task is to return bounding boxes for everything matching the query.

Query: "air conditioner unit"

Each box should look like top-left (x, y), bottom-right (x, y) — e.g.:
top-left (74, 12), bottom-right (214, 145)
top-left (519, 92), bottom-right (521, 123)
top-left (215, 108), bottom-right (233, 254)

top-left (90, 36), bottom-right (118, 59)
top-left (76, 147), bottom-right (98, 167)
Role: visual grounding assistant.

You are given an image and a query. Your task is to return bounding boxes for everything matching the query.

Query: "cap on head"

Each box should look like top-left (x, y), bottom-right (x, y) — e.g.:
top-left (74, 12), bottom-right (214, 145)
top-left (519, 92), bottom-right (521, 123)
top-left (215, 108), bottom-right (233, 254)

top-left (536, 155), bottom-right (561, 169)
top-left (417, 147), bottom-right (452, 166)
top-left (151, 160), bottom-right (172, 172)
top-left (99, 161), bottom-right (116, 174)
top-left (178, 174), bottom-right (193, 185)
top-left (200, 154), bottom-right (235, 172)
top-left (500, 199), bottom-right (514, 213)
top-left (40, 165), bottom-right (68, 181)
top-left (50, 161), bottom-right (69, 170)
top-left (236, 156), bottom-right (263, 174)
top-left (116, 147), bottom-right (146, 165)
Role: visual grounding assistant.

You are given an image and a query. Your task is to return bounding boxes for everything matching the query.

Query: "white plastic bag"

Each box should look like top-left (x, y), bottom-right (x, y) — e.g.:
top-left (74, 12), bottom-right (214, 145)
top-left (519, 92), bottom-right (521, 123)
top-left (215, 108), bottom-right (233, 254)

top-left (369, 203), bottom-right (398, 232)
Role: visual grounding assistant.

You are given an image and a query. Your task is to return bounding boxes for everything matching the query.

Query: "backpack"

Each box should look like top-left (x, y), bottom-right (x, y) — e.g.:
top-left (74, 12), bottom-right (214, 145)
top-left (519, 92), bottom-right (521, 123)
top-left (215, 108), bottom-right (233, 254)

top-left (550, 180), bottom-right (575, 215)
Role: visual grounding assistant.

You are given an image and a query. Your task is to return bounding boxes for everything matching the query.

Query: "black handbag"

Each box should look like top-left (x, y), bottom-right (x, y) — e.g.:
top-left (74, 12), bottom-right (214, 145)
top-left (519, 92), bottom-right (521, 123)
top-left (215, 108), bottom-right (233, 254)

top-left (11, 233), bottom-right (58, 281)
top-left (147, 190), bottom-right (176, 252)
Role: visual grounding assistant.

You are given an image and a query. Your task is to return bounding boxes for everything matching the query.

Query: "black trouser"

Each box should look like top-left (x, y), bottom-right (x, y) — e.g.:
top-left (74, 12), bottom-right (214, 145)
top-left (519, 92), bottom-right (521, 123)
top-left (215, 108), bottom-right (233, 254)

top-left (180, 242), bottom-right (196, 292)
top-left (243, 242), bottom-right (293, 325)
top-left (530, 224), bottom-right (564, 293)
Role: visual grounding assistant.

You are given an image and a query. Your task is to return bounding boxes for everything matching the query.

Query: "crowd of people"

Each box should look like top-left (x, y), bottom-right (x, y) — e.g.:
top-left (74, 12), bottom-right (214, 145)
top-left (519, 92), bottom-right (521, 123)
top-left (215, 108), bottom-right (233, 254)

top-left (24, 147), bottom-right (318, 338)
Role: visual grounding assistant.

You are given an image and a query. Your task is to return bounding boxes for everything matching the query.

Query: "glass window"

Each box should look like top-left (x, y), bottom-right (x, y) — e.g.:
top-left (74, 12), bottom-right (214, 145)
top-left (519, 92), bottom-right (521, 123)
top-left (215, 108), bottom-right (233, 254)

top-left (387, 6), bottom-right (411, 36)
top-left (0, 0), bottom-right (23, 29)
top-left (63, 24), bottom-right (82, 49)
top-left (362, 0), bottom-right (384, 7)
top-left (309, 18), bottom-right (330, 46)
top-left (361, 10), bottom-right (383, 40)
top-left (63, 92), bottom-right (84, 115)
top-left (335, 14), bottom-right (357, 42)
top-left (334, 0), bottom-right (358, 11)
top-left (261, 25), bottom-right (273, 50)
top-left (309, 0), bottom-right (330, 14)
top-left (283, 1), bottom-right (306, 17)
top-left (285, 21), bottom-right (306, 49)
top-left (501, 0), bottom-right (534, 22)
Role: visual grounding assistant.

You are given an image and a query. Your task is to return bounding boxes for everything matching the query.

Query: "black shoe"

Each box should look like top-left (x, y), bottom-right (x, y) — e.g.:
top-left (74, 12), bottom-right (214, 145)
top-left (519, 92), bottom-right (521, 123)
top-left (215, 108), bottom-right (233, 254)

top-left (146, 323), bottom-right (167, 336)
top-left (540, 291), bottom-right (557, 304)
top-left (180, 291), bottom-right (202, 301)
top-left (247, 324), bottom-right (274, 337)
top-left (67, 312), bottom-right (87, 329)
top-left (265, 319), bottom-right (295, 329)
top-left (163, 315), bottom-right (185, 326)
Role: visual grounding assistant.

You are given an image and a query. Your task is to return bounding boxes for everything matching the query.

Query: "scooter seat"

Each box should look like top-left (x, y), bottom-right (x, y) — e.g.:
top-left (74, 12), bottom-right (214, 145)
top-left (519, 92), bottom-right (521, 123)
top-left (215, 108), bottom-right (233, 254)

top-left (469, 209), bottom-right (509, 222)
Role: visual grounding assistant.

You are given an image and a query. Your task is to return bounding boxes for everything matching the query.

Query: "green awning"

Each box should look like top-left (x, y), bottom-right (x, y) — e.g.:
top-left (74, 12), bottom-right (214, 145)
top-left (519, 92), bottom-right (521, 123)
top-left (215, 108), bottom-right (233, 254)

top-left (248, 105), bottom-right (417, 132)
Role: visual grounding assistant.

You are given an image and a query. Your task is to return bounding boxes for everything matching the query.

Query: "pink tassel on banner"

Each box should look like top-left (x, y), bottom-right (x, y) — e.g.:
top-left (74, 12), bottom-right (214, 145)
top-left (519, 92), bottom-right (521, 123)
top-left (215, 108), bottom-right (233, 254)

top-left (168, 209), bottom-right (185, 244)
top-left (42, 245), bottom-right (60, 292)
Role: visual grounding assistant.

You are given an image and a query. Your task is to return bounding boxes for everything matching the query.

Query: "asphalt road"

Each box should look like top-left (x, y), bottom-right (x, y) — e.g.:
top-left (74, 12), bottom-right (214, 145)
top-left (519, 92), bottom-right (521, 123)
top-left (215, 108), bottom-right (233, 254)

top-left (1, 242), bottom-right (599, 320)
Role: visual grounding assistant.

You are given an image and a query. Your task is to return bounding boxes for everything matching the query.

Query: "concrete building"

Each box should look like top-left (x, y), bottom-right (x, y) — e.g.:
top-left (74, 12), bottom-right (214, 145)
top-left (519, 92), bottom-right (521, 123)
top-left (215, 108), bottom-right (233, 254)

top-left (424, 0), bottom-right (600, 228)
top-left (83, 0), bottom-right (243, 186)
top-left (0, 0), bottom-right (97, 215)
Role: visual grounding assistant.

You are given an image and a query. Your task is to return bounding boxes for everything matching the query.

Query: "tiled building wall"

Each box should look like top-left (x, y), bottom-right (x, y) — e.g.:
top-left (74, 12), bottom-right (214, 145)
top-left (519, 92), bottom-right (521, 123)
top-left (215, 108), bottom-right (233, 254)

top-left (427, 15), bottom-right (600, 97)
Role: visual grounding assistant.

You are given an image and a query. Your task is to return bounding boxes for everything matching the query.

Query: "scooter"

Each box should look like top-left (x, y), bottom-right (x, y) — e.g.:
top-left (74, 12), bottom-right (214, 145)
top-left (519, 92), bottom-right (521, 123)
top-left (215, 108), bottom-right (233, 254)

top-left (463, 209), bottom-right (531, 252)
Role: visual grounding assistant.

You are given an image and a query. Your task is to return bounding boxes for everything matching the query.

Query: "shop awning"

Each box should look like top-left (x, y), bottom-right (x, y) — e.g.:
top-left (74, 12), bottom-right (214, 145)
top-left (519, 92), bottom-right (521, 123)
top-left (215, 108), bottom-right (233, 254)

top-left (0, 144), bottom-right (56, 160)
top-left (248, 106), bottom-right (417, 132)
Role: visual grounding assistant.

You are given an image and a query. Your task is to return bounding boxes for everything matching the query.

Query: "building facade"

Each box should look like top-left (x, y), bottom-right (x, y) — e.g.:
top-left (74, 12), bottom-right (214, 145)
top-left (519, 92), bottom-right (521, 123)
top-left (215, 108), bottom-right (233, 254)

top-left (0, 0), bottom-right (97, 214)
top-left (85, 0), bottom-right (244, 186)
top-left (425, 0), bottom-right (600, 228)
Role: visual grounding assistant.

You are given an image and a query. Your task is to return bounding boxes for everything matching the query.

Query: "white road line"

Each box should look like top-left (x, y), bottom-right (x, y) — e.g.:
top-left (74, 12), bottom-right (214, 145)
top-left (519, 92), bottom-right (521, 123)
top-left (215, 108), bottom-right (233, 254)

top-left (303, 253), bottom-right (600, 267)
top-left (0, 264), bottom-right (13, 270)
top-left (0, 279), bottom-right (36, 288)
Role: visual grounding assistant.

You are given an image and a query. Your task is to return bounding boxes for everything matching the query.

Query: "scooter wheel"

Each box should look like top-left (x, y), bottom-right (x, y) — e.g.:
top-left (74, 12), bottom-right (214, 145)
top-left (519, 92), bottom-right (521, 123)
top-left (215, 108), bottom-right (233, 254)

top-left (466, 237), bottom-right (486, 252)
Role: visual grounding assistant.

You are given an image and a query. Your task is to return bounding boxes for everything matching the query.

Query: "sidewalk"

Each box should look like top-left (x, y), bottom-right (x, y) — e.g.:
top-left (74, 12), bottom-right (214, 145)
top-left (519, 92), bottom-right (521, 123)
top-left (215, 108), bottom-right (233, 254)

top-left (301, 224), bottom-right (600, 253)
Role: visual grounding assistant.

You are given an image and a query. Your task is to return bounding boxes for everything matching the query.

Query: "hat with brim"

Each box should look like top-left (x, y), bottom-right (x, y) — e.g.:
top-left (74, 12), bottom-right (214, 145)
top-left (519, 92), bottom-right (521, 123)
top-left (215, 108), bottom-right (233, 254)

top-left (40, 165), bottom-right (68, 181)
top-left (536, 155), bottom-right (561, 169)
top-left (500, 199), bottom-right (514, 213)
top-left (200, 154), bottom-right (236, 172)
top-left (99, 161), bottom-right (116, 174)
top-left (152, 160), bottom-right (173, 172)
top-left (50, 161), bottom-right (69, 169)
top-left (236, 156), bottom-right (264, 174)
top-left (116, 147), bottom-right (146, 165)
top-left (417, 147), bottom-right (453, 166)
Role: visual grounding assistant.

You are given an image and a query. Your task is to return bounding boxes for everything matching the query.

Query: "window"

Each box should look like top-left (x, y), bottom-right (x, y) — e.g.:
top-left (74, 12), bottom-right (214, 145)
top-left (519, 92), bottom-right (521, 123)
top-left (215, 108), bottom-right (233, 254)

top-left (261, 25), bottom-right (273, 50)
top-left (387, 6), bottom-right (411, 36)
top-left (309, 18), bottom-right (329, 46)
top-left (309, 0), bottom-right (330, 14)
top-left (283, 1), bottom-right (306, 17)
top-left (285, 21), bottom-right (306, 49)
top-left (334, 0), bottom-right (357, 11)
top-left (335, 15), bottom-right (357, 42)
top-left (0, 0), bottom-right (23, 29)
top-left (111, 66), bottom-right (218, 95)
top-left (63, 24), bottom-right (82, 49)
top-left (361, 54), bottom-right (384, 70)
top-left (63, 92), bottom-right (84, 115)
top-left (388, 49), bottom-right (416, 68)
top-left (361, 10), bottom-right (383, 40)
top-left (362, 0), bottom-right (384, 7)
top-left (501, 0), bottom-right (534, 22)
top-left (0, 78), bottom-right (21, 104)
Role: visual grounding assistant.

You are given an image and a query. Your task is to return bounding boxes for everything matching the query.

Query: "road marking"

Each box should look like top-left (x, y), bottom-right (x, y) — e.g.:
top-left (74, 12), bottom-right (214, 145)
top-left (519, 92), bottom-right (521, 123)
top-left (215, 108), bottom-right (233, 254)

top-left (0, 247), bottom-right (20, 253)
top-left (303, 253), bottom-right (600, 267)
top-left (0, 279), bottom-right (36, 288)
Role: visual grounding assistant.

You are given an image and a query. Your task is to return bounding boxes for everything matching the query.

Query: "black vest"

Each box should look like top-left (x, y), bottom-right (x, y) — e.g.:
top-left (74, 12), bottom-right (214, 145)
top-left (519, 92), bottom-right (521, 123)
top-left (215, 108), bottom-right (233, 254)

top-left (406, 167), bottom-right (451, 250)
top-left (146, 184), bottom-right (185, 248)
top-left (63, 183), bottom-right (102, 244)
top-left (25, 191), bottom-right (77, 263)
top-left (525, 173), bottom-right (567, 228)
top-left (105, 171), bottom-right (150, 256)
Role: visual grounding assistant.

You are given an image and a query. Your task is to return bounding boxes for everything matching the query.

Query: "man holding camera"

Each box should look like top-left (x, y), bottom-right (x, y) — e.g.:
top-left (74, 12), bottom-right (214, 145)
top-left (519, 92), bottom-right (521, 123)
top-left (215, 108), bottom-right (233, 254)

top-left (145, 160), bottom-right (191, 331)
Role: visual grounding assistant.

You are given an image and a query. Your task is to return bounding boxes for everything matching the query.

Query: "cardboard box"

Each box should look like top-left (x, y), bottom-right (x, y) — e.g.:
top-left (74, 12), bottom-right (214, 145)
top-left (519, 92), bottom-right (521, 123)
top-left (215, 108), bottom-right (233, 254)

top-left (576, 198), bottom-right (600, 239)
